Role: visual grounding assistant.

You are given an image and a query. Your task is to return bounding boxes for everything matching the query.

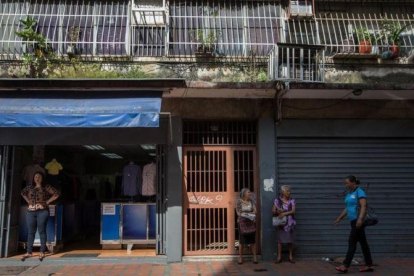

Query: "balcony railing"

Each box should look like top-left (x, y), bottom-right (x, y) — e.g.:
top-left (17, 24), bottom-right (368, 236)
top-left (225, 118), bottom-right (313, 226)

top-left (0, 0), bottom-right (413, 62)
top-left (268, 43), bottom-right (325, 82)
top-left (286, 12), bottom-right (414, 58)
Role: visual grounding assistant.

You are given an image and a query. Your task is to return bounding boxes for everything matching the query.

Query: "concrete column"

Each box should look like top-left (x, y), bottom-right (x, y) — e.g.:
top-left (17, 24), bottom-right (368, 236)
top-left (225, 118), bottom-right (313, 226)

top-left (166, 117), bottom-right (183, 262)
top-left (258, 118), bottom-right (277, 261)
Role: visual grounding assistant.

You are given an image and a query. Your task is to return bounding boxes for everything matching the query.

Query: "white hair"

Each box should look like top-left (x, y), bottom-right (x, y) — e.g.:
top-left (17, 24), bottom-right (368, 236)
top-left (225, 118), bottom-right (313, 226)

top-left (280, 185), bottom-right (291, 192)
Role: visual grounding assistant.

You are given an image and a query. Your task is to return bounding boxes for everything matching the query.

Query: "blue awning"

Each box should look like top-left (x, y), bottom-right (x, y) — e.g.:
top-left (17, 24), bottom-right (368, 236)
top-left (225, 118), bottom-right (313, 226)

top-left (0, 97), bottom-right (161, 127)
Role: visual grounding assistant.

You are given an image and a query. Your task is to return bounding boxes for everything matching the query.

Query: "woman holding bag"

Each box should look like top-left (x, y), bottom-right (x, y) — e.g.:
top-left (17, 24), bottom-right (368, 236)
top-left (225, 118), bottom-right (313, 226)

top-left (273, 185), bottom-right (296, 264)
top-left (334, 175), bottom-right (374, 273)
top-left (236, 188), bottom-right (258, 265)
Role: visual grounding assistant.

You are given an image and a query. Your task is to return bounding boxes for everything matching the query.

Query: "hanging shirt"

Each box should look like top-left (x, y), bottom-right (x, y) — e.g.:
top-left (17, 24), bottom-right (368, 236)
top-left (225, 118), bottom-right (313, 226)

top-left (45, 160), bottom-right (63, 175)
top-left (142, 163), bottom-right (156, 196)
top-left (122, 164), bottom-right (142, 196)
top-left (22, 164), bottom-right (45, 184)
top-left (345, 188), bottom-right (367, 221)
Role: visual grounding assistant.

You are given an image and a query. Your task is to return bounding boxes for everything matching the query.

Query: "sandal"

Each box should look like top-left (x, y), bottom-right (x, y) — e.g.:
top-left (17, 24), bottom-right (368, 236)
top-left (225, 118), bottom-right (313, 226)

top-left (39, 252), bottom-right (45, 262)
top-left (335, 266), bottom-right (348, 273)
top-left (359, 266), bottom-right (374, 272)
top-left (274, 258), bottom-right (282, 264)
top-left (253, 259), bottom-right (258, 264)
top-left (238, 258), bottom-right (243, 265)
top-left (21, 253), bottom-right (32, 262)
top-left (288, 258), bottom-right (296, 264)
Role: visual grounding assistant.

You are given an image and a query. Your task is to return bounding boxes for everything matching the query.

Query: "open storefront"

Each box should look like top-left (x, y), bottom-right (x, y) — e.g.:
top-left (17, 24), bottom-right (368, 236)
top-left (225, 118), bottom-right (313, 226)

top-left (0, 84), bottom-right (174, 259)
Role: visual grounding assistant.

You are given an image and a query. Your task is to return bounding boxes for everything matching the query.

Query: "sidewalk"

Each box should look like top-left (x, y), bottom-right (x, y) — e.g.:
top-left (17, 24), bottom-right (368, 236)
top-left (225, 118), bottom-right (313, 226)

top-left (0, 258), bottom-right (411, 276)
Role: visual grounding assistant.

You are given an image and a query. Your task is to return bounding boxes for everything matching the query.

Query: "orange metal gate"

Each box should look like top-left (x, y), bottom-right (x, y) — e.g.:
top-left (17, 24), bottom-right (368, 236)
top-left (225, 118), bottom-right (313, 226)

top-left (183, 146), bottom-right (258, 256)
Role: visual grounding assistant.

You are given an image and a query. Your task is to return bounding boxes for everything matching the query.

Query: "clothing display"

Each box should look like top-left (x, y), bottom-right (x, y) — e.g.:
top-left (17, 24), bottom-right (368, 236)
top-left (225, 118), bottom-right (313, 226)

top-left (142, 162), bottom-right (156, 196)
top-left (45, 159), bottom-right (63, 175)
top-left (21, 184), bottom-right (61, 211)
top-left (122, 163), bottom-right (142, 197)
top-left (22, 164), bottom-right (45, 185)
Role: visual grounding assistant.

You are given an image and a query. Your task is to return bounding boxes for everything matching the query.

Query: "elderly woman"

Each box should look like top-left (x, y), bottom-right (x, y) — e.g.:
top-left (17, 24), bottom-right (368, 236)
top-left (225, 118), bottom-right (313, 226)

top-left (236, 188), bottom-right (258, 265)
top-left (334, 175), bottom-right (374, 273)
top-left (272, 185), bottom-right (296, 264)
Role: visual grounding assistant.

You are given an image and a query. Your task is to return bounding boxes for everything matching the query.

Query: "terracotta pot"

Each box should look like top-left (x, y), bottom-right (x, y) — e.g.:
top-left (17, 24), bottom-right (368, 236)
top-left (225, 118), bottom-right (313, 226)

top-left (359, 41), bottom-right (371, 54)
top-left (389, 45), bottom-right (400, 58)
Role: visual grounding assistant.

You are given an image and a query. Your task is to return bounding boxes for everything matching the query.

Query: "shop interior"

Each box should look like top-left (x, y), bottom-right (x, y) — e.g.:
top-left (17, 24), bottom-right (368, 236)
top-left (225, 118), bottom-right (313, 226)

top-left (16, 144), bottom-right (158, 258)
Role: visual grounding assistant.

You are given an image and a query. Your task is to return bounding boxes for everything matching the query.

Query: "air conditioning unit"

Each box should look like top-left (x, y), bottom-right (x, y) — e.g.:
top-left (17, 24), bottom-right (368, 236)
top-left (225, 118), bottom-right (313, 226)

top-left (289, 0), bottom-right (314, 18)
top-left (132, 0), bottom-right (166, 26)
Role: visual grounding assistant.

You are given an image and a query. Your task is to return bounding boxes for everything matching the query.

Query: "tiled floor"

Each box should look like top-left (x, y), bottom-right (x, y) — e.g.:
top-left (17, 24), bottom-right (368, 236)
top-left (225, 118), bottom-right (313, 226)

top-left (3, 258), bottom-right (412, 276)
top-left (10, 249), bottom-right (156, 259)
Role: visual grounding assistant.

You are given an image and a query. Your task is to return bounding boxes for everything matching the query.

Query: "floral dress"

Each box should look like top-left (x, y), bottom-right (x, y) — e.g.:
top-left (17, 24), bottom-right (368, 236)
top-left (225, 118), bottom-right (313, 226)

top-left (274, 197), bottom-right (296, 244)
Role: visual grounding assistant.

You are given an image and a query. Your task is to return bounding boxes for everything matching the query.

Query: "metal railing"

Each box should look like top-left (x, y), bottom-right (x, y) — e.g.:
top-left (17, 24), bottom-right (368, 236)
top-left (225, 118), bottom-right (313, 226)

top-left (0, 0), bottom-right (414, 62)
top-left (268, 43), bottom-right (325, 82)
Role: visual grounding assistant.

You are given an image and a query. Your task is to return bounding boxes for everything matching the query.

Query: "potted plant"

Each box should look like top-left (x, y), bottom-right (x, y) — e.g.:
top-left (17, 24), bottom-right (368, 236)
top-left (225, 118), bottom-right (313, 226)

top-left (192, 29), bottom-right (218, 58)
top-left (67, 26), bottom-right (81, 58)
top-left (355, 27), bottom-right (372, 54)
top-left (379, 19), bottom-right (413, 58)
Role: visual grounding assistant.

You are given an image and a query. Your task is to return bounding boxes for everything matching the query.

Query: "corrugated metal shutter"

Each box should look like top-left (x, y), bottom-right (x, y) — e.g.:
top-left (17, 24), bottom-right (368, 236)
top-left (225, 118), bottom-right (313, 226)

top-left (277, 138), bottom-right (414, 257)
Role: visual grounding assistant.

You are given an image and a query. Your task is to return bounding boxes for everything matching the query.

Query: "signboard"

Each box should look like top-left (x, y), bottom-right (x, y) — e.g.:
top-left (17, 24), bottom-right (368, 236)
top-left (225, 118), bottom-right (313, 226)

top-left (103, 204), bottom-right (116, 215)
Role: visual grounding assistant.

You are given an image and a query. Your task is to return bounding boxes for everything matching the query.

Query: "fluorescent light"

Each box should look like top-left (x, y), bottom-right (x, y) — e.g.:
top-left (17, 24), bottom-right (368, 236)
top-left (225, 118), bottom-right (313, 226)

top-left (141, 144), bottom-right (156, 150)
top-left (100, 153), bottom-right (123, 159)
top-left (148, 153), bottom-right (156, 157)
top-left (83, 145), bottom-right (105, 150)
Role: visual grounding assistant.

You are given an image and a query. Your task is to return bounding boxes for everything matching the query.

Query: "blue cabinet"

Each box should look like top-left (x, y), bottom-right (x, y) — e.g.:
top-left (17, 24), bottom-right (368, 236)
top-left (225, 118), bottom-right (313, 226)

top-left (100, 203), bottom-right (156, 245)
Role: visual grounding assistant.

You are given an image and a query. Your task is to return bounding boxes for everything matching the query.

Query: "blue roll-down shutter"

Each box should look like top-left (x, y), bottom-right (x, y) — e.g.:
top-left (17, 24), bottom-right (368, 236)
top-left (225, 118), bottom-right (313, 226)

top-left (0, 97), bottom-right (161, 127)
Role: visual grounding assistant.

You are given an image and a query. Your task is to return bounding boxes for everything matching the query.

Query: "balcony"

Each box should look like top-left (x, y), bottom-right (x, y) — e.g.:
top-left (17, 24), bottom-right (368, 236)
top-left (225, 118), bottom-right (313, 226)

top-left (268, 43), bottom-right (325, 82)
top-left (0, 0), bottom-right (413, 63)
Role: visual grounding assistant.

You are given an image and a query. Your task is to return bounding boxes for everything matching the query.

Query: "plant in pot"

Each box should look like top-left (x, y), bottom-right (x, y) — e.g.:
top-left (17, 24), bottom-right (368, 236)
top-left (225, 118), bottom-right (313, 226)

top-left (67, 26), bottom-right (81, 59)
top-left (379, 19), bottom-right (413, 59)
top-left (355, 27), bottom-right (372, 54)
top-left (192, 29), bottom-right (217, 58)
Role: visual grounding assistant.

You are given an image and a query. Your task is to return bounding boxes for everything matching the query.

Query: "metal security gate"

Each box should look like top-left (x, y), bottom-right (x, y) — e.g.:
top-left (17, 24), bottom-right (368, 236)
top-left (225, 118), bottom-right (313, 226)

top-left (183, 146), bottom-right (258, 256)
top-left (156, 145), bottom-right (167, 255)
top-left (277, 138), bottom-right (414, 257)
top-left (0, 146), bottom-right (14, 257)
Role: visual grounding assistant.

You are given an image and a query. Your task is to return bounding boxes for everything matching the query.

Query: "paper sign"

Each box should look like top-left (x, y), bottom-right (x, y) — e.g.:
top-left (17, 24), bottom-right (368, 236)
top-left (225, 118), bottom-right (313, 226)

top-left (49, 205), bottom-right (55, 217)
top-left (103, 204), bottom-right (116, 215)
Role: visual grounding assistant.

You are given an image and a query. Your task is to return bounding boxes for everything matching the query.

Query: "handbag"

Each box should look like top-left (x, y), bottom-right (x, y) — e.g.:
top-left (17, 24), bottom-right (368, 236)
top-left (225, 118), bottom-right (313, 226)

top-left (272, 215), bottom-right (287, 227)
top-left (357, 188), bottom-right (379, 227)
top-left (239, 217), bottom-right (256, 234)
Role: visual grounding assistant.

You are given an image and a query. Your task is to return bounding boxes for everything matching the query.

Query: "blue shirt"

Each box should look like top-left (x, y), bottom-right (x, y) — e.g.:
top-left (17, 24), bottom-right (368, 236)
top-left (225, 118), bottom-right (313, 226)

top-left (345, 188), bottom-right (367, 221)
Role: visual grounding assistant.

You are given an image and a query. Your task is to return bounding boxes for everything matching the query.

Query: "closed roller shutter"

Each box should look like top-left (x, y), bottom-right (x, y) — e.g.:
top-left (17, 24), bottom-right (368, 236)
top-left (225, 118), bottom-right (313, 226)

top-left (277, 138), bottom-right (414, 257)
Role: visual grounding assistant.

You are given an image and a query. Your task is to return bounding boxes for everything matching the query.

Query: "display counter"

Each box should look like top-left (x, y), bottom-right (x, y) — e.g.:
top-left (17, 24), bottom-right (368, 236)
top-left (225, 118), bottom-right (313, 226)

top-left (101, 203), bottom-right (156, 248)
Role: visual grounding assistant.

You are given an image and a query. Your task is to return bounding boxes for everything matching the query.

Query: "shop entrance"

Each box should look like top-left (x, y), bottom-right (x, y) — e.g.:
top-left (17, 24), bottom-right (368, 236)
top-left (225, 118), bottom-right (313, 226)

top-left (0, 143), bottom-right (167, 259)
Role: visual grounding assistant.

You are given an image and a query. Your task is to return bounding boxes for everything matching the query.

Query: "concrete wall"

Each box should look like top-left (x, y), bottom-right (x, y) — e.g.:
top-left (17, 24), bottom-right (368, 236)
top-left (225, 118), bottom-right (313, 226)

top-left (258, 119), bottom-right (277, 261)
top-left (166, 117), bottom-right (183, 262)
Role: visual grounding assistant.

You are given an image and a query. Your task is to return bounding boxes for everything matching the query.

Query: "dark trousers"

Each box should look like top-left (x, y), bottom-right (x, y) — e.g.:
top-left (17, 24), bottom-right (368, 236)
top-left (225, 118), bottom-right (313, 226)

top-left (26, 209), bottom-right (49, 253)
top-left (343, 220), bottom-right (373, 267)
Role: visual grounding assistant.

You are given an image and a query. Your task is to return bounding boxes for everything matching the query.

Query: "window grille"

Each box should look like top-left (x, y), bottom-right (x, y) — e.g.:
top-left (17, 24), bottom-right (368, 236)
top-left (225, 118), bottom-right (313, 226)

top-left (183, 121), bottom-right (257, 146)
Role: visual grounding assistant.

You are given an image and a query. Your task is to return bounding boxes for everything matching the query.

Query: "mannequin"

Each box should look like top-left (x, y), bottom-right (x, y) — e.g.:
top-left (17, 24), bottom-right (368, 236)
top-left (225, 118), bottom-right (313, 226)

top-left (45, 158), bottom-right (63, 187)
top-left (121, 161), bottom-right (142, 201)
top-left (22, 159), bottom-right (45, 185)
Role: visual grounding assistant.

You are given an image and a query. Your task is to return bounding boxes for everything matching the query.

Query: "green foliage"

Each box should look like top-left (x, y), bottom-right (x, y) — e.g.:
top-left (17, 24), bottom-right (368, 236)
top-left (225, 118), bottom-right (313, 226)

top-left (49, 61), bottom-right (154, 79)
top-left (355, 27), bottom-right (373, 43)
top-left (379, 19), bottom-right (413, 46)
top-left (15, 17), bottom-right (58, 77)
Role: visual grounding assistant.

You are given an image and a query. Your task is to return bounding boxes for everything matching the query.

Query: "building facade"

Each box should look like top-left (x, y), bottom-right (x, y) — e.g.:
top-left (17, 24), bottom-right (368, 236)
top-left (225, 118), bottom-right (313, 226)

top-left (0, 0), bottom-right (414, 262)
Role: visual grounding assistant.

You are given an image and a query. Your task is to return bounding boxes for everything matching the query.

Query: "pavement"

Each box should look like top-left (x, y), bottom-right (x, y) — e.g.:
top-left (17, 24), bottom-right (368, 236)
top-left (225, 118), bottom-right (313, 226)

top-left (0, 257), bottom-right (412, 276)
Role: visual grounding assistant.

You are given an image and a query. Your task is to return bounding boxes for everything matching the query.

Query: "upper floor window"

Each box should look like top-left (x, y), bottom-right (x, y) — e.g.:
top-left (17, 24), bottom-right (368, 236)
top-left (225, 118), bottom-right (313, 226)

top-left (288, 0), bottom-right (314, 18)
